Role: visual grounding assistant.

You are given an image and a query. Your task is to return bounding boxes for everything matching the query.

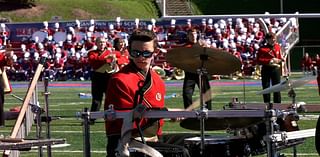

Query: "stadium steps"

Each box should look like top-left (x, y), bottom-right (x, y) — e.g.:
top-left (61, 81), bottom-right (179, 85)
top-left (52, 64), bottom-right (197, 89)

top-left (166, 0), bottom-right (192, 16)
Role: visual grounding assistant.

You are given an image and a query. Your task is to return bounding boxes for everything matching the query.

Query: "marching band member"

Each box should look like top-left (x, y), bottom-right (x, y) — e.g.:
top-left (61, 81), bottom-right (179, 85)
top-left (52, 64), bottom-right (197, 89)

top-left (256, 32), bottom-right (282, 103)
top-left (301, 52), bottom-right (313, 75)
top-left (0, 50), bottom-right (13, 127)
top-left (87, 36), bottom-right (119, 123)
top-left (113, 38), bottom-right (129, 69)
top-left (182, 28), bottom-right (212, 110)
top-left (104, 29), bottom-right (190, 157)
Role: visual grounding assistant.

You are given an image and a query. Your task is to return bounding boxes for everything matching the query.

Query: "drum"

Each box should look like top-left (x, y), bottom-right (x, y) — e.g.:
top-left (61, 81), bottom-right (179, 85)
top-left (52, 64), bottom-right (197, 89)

top-left (53, 32), bottom-right (67, 43)
top-left (32, 31), bottom-right (48, 43)
top-left (129, 144), bottom-right (186, 157)
top-left (240, 111), bottom-right (304, 156)
top-left (184, 135), bottom-right (248, 157)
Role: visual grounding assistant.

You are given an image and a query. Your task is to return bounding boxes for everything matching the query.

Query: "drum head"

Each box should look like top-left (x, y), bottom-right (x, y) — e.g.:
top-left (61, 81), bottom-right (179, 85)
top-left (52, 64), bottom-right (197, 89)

top-left (53, 32), bottom-right (67, 43)
top-left (32, 31), bottom-right (48, 43)
top-left (75, 32), bottom-right (86, 42)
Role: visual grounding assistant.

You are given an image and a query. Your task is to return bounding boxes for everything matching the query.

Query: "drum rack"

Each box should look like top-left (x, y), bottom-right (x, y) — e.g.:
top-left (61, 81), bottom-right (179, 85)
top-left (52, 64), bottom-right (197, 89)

top-left (78, 107), bottom-right (312, 157)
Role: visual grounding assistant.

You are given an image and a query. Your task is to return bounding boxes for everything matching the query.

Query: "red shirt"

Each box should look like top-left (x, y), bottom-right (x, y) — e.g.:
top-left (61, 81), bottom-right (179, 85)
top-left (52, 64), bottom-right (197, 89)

top-left (257, 43), bottom-right (282, 65)
top-left (87, 49), bottom-right (119, 70)
top-left (104, 63), bottom-right (165, 136)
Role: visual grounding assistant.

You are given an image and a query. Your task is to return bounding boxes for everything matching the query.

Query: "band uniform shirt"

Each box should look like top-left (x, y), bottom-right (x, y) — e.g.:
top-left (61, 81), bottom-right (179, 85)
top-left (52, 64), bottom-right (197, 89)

top-left (87, 49), bottom-right (120, 71)
top-left (104, 63), bottom-right (165, 137)
top-left (257, 43), bottom-right (282, 66)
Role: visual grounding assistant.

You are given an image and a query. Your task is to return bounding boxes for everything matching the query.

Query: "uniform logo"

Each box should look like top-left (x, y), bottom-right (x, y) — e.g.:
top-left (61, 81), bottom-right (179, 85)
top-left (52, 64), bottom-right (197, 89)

top-left (156, 92), bottom-right (162, 101)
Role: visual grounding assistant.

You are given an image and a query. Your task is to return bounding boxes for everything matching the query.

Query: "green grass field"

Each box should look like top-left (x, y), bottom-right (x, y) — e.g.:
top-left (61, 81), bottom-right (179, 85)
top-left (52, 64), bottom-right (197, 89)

top-left (0, 73), bottom-right (319, 157)
top-left (0, 0), bottom-right (159, 22)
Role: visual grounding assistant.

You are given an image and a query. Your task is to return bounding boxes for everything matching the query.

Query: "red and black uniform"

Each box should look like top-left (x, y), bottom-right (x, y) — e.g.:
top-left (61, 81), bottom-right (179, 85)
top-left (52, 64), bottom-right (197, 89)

top-left (0, 52), bottom-right (13, 126)
top-left (257, 43), bottom-right (282, 103)
top-left (114, 50), bottom-right (129, 69)
top-left (87, 49), bottom-right (117, 113)
top-left (301, 54), bottom-right (313, 73)
top-left (104, 62), bottom-right (165, 157)
top-left (182, 43), bottom-right (212, 110)
top-left (314, 55), bottom-right (320, 95)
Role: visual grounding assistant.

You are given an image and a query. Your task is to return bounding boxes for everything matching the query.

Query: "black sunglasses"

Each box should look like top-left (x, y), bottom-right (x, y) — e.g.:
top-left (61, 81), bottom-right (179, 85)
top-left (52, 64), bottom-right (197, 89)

top-left (130, 50), bottom-right (153, 58)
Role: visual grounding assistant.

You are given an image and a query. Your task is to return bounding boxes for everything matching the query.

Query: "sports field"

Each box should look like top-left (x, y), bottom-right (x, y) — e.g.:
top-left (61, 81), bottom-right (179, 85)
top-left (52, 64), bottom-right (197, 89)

top-left (1, 73), bottom-right (319, 157)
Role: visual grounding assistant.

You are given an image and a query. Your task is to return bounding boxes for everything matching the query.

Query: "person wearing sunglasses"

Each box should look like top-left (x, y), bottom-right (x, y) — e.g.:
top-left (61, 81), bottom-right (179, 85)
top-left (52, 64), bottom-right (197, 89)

top-left (104, 29), bottom-right (190, 157)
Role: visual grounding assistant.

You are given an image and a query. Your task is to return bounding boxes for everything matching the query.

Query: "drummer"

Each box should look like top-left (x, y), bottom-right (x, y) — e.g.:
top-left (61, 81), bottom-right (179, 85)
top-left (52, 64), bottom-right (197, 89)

top-left (104, 29), bottom-right (190, 157)
top-left (182, 28), bottom-right (212, 110)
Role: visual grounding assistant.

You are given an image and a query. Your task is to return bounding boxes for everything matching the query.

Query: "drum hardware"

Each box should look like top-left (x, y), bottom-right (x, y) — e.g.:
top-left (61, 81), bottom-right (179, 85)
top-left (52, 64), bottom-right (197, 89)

top-left (166, 43), bottom-right (242, 155)
top-left (0, 139), bottom-right (66, 150)
top-left (78, 109), bottom-right (265, 157)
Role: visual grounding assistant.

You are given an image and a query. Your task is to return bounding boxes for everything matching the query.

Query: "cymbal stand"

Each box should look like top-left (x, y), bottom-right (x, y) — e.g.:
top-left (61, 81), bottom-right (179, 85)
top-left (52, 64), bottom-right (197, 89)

top-left (287, 88), bottom-right (298, 157)
top-left (197, 52), bottom-right (210, 156)
top-left (264, 103), bottom-right (279, 157)
top-left (43, 77), bottom-right (52, 157)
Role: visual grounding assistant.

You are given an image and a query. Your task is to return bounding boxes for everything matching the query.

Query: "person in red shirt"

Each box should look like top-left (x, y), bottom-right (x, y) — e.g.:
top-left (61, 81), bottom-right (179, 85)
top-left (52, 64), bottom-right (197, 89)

top-left (0, 50), bottom-right (13, 126)
top-left (301, 52), bottom-right (313, 75)
top-left (113, 38), bottom-right (129, 69)
top-left (104, 29), bottom-right (190, 157)
top-left (256, 32), bottom-right (282, 103)
top-left (87, 36), bottom-right (119, 123)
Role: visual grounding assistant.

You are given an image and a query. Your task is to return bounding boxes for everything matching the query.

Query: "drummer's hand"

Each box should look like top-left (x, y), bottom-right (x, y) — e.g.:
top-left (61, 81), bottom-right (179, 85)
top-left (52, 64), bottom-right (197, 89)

top-left (271, 58), bottom-right (281, 64)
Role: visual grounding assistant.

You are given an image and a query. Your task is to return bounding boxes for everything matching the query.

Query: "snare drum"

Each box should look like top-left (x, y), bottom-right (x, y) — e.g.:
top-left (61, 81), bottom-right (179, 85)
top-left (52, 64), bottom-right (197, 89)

top-left (184, 135), bottom-right (248, 157)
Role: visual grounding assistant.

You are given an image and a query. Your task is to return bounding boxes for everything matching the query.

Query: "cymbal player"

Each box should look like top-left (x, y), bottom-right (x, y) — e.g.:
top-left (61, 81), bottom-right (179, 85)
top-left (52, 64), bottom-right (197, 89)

top-left (182, 28), bottom-right (212, 110)
top-left (256, 32), bottom-right (282, 103)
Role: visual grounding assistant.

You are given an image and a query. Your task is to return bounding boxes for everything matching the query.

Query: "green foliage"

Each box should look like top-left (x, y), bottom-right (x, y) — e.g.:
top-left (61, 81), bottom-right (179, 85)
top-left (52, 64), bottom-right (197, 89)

top-left (0, 0), bottom-right (159, 22)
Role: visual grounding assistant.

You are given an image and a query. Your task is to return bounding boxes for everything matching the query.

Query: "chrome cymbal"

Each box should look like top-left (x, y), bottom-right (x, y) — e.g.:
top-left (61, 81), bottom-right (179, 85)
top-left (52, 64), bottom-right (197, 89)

top-left (257, 76), bottom-right (316, 95)
top-left (166, 44), bottom-right (241, 75)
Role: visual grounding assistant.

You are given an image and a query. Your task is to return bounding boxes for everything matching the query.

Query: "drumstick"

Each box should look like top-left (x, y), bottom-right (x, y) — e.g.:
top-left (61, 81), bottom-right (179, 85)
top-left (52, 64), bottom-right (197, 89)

top-left (186, 89), bottom-right (212, 111)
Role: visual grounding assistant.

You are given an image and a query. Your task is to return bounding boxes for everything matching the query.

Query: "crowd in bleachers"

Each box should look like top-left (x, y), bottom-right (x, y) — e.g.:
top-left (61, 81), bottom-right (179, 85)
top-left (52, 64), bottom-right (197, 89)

top-left (0, 16), bottom-right (298, 81)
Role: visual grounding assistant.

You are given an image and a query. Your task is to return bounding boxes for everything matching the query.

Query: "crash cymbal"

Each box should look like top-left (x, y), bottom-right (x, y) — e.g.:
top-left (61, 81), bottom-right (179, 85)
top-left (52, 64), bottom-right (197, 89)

top-left (180, 117), bottom-right (263, 131)
top-left (257, 76), bottom-right (316, 95)
top-left (166, 44), bottom-right (241, 75)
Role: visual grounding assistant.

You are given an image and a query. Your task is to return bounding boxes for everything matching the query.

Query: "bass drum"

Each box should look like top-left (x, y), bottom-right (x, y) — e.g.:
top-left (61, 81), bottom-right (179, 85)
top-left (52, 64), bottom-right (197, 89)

top-left (53, 32), bottom-right (67, 43)
top-left (184, 135), bottom-right (249, 157)
top-left (32, 31), bottom-right (48, 43)
top-left (241, 111), bottom-right (304, 156)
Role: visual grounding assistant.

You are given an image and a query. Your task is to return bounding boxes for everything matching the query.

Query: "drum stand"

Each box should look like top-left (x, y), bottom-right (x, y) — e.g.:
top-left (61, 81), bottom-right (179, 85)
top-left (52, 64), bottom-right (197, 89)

top-left (196, 52), bottom-right (211, 156)
top-left (264, 103), bottom-right (279, 157)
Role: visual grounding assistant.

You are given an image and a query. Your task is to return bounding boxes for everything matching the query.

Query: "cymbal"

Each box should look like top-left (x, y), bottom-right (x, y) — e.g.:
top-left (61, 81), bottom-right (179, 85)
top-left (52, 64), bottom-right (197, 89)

top-left (180, 117), bottom-right (263, 131)
top-left (257, 76), bottom-right (316, 95)
top-left (166, 44), bottom-right (242, 75)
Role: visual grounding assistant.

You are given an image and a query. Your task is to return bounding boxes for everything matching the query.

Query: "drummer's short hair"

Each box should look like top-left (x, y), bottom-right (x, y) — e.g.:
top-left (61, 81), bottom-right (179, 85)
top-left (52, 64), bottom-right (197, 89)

top-left (128, 29), bottom-right (157, 50)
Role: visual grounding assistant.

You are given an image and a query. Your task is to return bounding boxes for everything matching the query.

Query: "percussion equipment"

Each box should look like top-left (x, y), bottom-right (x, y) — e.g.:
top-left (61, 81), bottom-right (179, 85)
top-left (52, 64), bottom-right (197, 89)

top-left (184, 136), bottom-right (248, 157)
top-left (0, 138), bottom-right (66, 150)
top-left (32, 31), bottom-right (48, 43)
top-left (53, 32), bottom-right (67, 43)
top-left (166, 43), bottom-right (241, 75)
top-left (256, 76), bottom-right (315, 95)
top-left (237, 111), bottom-right (303, 156)
top-left (75, 32), bottom-right (86, 42)
top-left (129, 144), bottom-right (185, 157)
top-left (180, 110), bottom-right (264, 131)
